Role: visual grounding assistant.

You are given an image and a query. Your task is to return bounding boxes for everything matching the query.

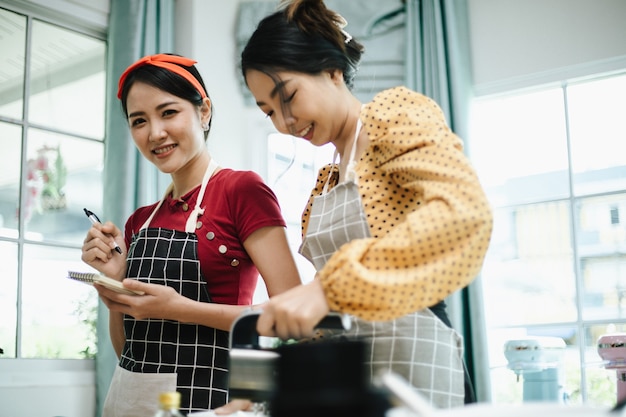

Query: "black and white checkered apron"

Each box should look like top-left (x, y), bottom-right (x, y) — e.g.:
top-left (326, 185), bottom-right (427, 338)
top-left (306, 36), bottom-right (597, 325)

top-left (103, 159), bottom-right (229, 416)
top-left (298, 119), bottom-right (466, 408)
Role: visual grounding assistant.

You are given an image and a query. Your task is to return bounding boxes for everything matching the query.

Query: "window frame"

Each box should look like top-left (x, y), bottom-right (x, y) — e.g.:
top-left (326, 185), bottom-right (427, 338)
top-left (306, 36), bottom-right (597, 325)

top-left (0, 1), bottom-right (107, 363)
top-left (470, 70), bottom-right (626, 406)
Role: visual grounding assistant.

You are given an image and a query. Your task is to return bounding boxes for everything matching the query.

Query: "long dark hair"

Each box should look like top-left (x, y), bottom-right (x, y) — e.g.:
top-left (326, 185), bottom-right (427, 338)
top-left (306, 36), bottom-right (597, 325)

top-left (119, 55), bottom-right (214, 137)
top-left (241, 0), bottom-right (364, 90)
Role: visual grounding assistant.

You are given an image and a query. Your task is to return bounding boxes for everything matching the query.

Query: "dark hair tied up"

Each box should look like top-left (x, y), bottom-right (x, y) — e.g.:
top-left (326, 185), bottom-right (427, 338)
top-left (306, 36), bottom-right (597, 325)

top-left (281, 0), bottom-right (348, 52)
top-left (241, 0), bottom-right (364, 90)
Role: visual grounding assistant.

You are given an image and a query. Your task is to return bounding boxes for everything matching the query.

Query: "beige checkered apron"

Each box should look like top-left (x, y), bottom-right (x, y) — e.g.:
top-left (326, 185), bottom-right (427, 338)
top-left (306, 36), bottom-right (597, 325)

top-left (298, 119), bottom-right (465, 408)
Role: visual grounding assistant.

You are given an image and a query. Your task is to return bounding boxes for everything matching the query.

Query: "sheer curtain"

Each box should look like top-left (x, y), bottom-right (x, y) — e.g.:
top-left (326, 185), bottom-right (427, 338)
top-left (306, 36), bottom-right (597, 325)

top-left (96, 1), bottom-right (174, 415)
top-left (404, 0), bottom-right (490, 402)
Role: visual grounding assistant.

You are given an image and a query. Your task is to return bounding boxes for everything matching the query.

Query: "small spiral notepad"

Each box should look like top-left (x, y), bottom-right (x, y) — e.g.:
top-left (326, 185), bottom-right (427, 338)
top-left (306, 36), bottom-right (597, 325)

top-left (67, 271), bottom-right (144, 295)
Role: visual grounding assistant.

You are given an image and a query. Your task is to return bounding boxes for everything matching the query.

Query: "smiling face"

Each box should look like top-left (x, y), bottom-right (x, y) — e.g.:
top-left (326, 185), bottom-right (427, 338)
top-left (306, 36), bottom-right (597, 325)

top-left (125, 81), bottom-right (210, 176)
top-left (245, 69), bottom-right (355, 149)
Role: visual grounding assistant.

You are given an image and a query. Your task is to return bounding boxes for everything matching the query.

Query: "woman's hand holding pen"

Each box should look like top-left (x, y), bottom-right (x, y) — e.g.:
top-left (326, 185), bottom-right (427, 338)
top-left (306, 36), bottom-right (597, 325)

top-left (81, 221), bottom-right (127, 280)
top-left (83, 208), bottom-right (123, 254)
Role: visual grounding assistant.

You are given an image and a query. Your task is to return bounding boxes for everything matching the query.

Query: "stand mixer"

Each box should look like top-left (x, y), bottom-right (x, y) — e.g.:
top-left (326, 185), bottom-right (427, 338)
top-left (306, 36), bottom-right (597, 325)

top-left (504, 336), bottom-right (566, 402)
top-left (597, 332), bottom-right (626, 404)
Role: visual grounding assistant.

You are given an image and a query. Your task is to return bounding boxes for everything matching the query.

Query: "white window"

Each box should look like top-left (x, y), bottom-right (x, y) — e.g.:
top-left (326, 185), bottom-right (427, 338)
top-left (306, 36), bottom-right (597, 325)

top-left (266, 133), bottom-right (335, 283)
top-left (469, 72), bottom-right (626, 407)
top-left (0, 5), bottom-right (106, 360)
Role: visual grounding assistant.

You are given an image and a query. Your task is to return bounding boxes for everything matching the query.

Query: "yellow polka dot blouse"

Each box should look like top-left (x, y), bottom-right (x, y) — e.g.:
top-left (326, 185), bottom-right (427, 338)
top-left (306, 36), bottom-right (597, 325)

top-left (301, 86), bottom-right (493, 322)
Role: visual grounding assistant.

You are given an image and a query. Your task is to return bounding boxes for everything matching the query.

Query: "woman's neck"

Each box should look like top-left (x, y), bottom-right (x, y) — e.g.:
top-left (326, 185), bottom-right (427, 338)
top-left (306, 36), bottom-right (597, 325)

top-left (336, 99), bottom-right (367, 183)
top-left (335, 97), bottom-right (363, 161)
top-left (170, 152), bottom-right (212, 200)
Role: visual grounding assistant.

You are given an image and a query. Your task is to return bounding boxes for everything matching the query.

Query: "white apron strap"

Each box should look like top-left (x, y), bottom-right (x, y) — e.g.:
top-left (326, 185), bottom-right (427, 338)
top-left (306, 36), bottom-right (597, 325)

top-left (139, 158), bottom-right (219, 232)
top-left (185, 158), bottom-right (219, 233)
top-left (345, 117), bottom-right (363, 182)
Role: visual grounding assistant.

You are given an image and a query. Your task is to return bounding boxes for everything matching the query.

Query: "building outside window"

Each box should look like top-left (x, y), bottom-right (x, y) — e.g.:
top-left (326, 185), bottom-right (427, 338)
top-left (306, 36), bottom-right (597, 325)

top-left (0, 5), bottom-right (106, 360)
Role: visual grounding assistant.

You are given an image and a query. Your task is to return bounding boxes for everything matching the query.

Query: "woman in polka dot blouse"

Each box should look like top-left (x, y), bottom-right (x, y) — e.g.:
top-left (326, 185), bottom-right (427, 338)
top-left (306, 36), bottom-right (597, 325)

top-left (240, 0), bottom-right (493, 408)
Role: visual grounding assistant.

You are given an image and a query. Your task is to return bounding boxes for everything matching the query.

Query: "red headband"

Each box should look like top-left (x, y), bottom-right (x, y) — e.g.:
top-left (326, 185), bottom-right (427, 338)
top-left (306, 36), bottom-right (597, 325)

top-left (117, 54), bottom-right (207, 99)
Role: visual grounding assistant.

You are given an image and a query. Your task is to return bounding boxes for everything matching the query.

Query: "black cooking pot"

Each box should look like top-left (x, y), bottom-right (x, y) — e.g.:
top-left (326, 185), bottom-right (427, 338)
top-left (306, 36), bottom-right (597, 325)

top-left (227, 310), bottom-right (390, 417)
top-left (271, 338), bottom-right (390, 417)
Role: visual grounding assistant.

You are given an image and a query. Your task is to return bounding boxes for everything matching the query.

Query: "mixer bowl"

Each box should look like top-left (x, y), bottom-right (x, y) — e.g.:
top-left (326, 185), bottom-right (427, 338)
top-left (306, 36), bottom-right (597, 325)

top-left (504, 337), bottom-right (566, 372)
top-left (598, 333), bottom-right (626, 368)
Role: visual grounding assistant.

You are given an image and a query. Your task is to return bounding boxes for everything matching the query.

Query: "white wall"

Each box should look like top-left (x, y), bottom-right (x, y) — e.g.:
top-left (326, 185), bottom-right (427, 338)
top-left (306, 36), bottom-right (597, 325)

top-left (174, 0), bottom-right (272, 175)
top-left (0, 359), bottom-right (96, 417)
top-left (468, 0), bottom-right (626, 95)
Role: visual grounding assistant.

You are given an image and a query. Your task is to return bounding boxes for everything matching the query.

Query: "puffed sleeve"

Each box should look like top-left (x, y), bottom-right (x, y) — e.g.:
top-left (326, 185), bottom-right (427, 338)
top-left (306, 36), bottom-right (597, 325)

top-left (316, 87), bottom-right (493, 322)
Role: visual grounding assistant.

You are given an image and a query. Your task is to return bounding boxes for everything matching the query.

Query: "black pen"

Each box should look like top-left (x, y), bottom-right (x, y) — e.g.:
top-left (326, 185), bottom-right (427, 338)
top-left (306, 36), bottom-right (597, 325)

top-left (83, 208), bottom-right (123, 254)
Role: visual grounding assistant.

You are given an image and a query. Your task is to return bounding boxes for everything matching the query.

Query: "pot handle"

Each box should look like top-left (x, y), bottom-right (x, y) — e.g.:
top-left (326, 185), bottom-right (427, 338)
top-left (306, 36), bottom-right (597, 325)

top-left (229, 310), bottom-right (351, 349)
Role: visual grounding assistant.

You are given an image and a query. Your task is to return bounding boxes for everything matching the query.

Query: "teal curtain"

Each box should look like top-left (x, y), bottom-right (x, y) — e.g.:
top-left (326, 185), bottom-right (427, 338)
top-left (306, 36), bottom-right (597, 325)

top-left (404, 0), bottom-right (489, 402)
top-left (96, 1), bottom-right (174, 415)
